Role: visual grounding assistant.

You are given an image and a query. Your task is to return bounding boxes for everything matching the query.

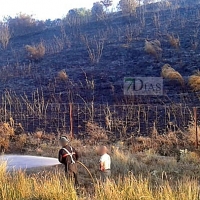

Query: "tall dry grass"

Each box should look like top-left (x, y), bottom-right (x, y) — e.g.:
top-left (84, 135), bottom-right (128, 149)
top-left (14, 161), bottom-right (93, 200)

top-left (0, 157), bottom-right (199, 200)
top-left (0, 23), bottom-right (11, 49)
top-left (0, 122), bottom-right (15, 152)
top-left (168, 34), bottom-right (180, 49)
top-left (161, 64), bottom-right (184, 86)
top-left (57, 70), bottom-right (68, 81)
top-left (0, 132), bottom-right (200, 200)
top-left (94, 176), bottom-right (199, 200)
top-left (25, 42), bottom-right (45, 60)
top-left (188, 70), bottom-right (200, 91)
top-left (144, 39), bottom-right (162, 59)
top-left (0, 162), bottom-right (77, 200)
top-left (119, 0), bottom-right (138, 14)
top-left (85, 122), bottom-right (108, 144)
top-left (81, 34), bottom-right (105, 64)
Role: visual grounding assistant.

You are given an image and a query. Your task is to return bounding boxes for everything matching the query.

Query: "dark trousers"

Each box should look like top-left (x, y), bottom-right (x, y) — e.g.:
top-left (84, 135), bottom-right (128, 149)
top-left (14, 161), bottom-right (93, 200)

top-left (100, 169), bottom-right (111, 182)
top-left (65, 163), bottom-right (79, 186)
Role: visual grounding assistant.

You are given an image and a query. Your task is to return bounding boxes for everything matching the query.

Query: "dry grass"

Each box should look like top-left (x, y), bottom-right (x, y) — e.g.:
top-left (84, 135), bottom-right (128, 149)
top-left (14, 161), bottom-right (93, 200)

top-left (81, 34), bottom-right (105, 64)
top-left (85, 122), bottom-right (108, 144)
top-left (184, 124), bottom-right (200, 145)
top-left (0, 23), bottom-right (11, 49)
top-left (0, 163), bottom-right (77, 200)
top-left (0, 114), bottom-right (199, 199)
top-left (57, 70), bottom-right (68, 81)
top-left (144, 39), bottom-right (162, 59)
top-left (119, 0), bottom-right (138, 14)
top-left (168, 34), bottom-right (180, 49)
top-left (161, 64), bottom-right (184, 86)
top-left (14, 134), bottom-right (27, 151)
top-left (0, 122), bottom-right (14, 152)
top-left (0, 125), bottom-right (199, 200)
top-left (94, 176), bottom-right (199, 200)
top-left (188, 70), bottom-right (200, 91)
top-left (25, 42), bottom-right (45, 60)
top-left (129, 131), bottom-right (181, 156)
top-left (0, 147), bottom-right (200, 200)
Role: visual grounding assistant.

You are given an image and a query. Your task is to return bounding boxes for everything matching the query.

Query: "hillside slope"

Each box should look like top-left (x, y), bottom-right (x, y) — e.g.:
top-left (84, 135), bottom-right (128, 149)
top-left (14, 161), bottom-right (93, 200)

top-left (0, 4), bottom-right (200, 106)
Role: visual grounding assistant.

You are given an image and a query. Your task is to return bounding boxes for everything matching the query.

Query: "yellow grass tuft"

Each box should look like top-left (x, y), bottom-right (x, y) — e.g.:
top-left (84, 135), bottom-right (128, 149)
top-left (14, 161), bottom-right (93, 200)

top-left (57, 70), bottom-right (68, 81)
top-left (188, 71), bottom-right (200, 91)
top-left (161, 64), bottom-right (184, 86)
top-left (0, 122), bottom-right (15, 151)
top-left (25, 42), bottom-right (45, 60)
top-left (0, 162), bottom-right (77, 200)
top-left (0, 160), bottom-right (198, 200)
top-left (168, 34), bottom-right (180, 49)
top-left (144, 39), bottom-right (162, 59)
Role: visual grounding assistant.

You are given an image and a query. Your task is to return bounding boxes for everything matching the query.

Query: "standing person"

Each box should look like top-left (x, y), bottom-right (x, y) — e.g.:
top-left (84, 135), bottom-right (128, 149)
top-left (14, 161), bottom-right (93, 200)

top-left (99, 146), bottom-right (111, 181)
top-left (58, 136), bottom-right (79, 186)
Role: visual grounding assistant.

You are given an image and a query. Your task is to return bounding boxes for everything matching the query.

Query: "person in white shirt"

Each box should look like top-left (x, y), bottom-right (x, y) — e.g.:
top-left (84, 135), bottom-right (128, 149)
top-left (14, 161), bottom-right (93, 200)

top-left (99, 146), bottom-right (111, 181)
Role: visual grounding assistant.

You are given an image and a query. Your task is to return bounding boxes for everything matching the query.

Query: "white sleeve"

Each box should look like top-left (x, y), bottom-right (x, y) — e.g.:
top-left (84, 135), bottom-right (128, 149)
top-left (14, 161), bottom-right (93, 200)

top-left (100, 155), bottom-right (105, 162)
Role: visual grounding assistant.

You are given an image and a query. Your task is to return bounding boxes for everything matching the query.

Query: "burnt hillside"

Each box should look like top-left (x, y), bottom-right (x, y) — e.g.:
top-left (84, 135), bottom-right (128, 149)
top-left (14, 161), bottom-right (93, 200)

top-left (0, 3), bottom-right (200, 106)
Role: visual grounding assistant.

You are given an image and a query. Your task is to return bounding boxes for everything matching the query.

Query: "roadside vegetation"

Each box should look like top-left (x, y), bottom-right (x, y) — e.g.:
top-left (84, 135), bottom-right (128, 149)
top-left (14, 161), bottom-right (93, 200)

top-left (0, 146), bottom-right (200, 200)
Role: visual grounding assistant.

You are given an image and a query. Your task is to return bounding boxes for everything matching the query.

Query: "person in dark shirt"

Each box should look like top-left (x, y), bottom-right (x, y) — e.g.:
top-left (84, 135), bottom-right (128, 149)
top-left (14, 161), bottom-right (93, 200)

top-left (58, 136), bottom-right (79, 186)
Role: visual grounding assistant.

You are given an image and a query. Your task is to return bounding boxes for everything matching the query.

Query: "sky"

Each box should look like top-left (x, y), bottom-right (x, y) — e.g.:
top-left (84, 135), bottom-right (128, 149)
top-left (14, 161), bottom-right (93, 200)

top-left (0, 0), bottom-right (119, 21)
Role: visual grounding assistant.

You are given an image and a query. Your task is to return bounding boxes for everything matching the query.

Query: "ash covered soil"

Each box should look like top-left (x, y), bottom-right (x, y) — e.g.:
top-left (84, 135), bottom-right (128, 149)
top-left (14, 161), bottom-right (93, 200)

top-left (0, 4), bottom-right (200, 105)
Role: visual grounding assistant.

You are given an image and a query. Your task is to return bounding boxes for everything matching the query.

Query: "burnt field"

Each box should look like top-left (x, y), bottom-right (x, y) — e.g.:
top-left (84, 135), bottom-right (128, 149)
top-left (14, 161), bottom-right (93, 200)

top-left (0, 2), bottom-right (200, 135)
